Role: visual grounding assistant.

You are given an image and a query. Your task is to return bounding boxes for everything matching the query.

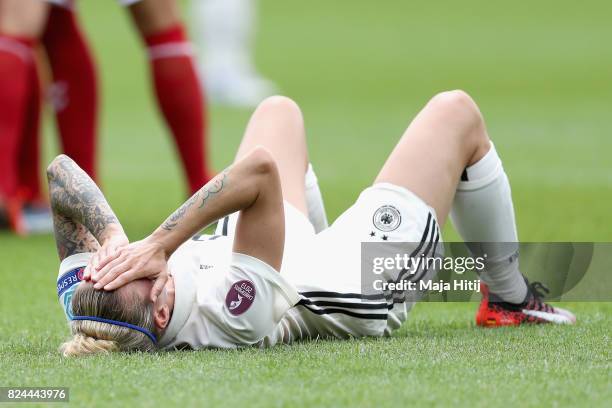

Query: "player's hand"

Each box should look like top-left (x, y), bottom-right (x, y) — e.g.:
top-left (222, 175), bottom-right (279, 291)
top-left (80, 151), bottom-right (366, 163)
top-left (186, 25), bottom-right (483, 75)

top-left (92, 237), bottom-right (169, 302)
top-left (83, 232), bottom-right (129, 281)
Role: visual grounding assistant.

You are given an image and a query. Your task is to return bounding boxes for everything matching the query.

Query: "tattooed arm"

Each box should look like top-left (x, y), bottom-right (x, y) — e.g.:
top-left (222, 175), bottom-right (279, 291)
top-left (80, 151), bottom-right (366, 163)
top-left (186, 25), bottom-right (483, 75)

top-left (92, 147), bottom-right (285, 298)
top-left (47, 155), bottom-right (127, 261)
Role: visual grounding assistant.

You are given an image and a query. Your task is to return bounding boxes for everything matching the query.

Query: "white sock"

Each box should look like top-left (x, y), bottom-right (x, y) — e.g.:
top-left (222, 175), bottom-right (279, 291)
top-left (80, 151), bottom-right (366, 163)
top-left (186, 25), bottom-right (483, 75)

top-left (450, 143), bottom-right (528, 303)
top-left (305, 164), bottom-right (328, 233)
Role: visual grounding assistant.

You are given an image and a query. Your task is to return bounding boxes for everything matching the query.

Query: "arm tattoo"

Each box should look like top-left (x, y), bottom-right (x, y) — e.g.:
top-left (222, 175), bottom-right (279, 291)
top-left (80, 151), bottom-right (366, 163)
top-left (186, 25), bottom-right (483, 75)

top-left (47, 155), bottom-right (120, 259)
top-left (161, 171), bottom-right (229, 231)
top-left (53, 214), bottom-right (100, 260)
top-left (160, 192), bottom-right (199, 231)
top-left (198, 172), bottom-right (227, 209)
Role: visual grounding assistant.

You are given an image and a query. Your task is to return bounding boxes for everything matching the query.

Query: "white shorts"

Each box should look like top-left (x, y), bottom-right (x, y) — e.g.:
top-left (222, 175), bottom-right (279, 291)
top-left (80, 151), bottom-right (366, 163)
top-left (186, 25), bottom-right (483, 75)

top-left (219, 183), bottom-right (443, 342)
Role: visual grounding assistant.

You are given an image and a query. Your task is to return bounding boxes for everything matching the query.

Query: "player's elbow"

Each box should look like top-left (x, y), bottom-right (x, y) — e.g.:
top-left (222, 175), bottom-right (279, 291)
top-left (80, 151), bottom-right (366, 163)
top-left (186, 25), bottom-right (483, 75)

top-left (46, 154), bottom-right (72, 181)
top-left (246, 146), bottom-right (278, 177)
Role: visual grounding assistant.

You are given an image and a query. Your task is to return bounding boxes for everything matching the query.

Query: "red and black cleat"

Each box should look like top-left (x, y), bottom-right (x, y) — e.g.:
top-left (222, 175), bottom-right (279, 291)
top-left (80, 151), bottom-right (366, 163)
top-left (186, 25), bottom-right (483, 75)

top-left (476, 280), bottom-right (576, 327)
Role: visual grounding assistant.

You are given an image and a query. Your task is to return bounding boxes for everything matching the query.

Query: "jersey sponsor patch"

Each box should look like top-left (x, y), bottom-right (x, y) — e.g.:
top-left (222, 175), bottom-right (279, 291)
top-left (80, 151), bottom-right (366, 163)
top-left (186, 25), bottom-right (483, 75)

top-left (225, 280), bottom-right (256, 316)
top-left (373, 205), bottom-right (401, 232)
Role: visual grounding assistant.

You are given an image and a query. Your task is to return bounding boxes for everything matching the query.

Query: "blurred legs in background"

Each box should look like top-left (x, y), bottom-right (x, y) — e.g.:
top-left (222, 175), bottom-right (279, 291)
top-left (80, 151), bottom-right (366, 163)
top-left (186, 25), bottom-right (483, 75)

top-left (43, 1), bottom-right (98, 181)
top-left (0, 0), bottom-right (52, 234)
top-left (129, 0), bottom-right (211, 195)
top-left (191, 0), bottom-right (277, 107)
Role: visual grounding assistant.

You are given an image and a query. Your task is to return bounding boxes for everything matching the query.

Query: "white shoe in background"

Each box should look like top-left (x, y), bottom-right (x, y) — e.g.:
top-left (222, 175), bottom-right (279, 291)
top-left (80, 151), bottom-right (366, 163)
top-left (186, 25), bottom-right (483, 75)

top-left (204, 68), bottom-right (278, 107)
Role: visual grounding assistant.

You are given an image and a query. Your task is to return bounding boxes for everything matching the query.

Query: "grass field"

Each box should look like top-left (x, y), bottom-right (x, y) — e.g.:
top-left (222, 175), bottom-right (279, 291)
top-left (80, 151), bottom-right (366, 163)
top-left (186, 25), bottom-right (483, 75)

top-left (1, 0), bottom-right (611, 406)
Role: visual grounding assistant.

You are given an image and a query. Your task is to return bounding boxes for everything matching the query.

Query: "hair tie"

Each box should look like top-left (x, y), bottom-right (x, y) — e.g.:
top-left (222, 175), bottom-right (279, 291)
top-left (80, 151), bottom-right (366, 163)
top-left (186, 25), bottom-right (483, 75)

top-left (72, 316), bottom-right (157, 344)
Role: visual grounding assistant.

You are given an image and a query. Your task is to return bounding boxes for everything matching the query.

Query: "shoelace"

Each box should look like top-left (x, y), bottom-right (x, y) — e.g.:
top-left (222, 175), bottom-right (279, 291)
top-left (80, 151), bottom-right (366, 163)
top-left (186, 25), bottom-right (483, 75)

top-left (529, 281), bottom-right (550, 299)
top-left (527, 281), bottom-right (553, 312)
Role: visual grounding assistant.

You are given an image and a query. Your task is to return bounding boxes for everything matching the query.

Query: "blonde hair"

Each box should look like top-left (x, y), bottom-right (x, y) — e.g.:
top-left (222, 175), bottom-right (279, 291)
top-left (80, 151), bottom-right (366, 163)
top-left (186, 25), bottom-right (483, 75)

top-left (60, 282), bottom-right (157, 357)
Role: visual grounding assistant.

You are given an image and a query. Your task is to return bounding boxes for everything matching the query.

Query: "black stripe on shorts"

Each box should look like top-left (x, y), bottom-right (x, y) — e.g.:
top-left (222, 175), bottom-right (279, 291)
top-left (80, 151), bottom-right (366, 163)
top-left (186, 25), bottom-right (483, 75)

top-left (298, 297), bottom-right (393, 310)
top-left (296, 299), bottom-right (388, 320)
top-left (296, 211), bottom-right (437, 318)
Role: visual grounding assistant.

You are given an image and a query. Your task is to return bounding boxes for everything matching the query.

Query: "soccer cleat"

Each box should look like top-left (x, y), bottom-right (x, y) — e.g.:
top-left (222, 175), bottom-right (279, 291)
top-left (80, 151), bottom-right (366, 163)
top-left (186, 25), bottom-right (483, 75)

top-left (476, 280), bottom-right (576, 326)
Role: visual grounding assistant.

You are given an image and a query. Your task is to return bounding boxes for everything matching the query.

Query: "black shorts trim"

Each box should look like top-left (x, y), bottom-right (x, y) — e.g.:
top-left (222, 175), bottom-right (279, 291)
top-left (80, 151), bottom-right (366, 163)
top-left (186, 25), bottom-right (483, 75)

top-left (298, 211), bottom-right (439, 315)
top-left (296, 299), bottom-right (388, 320)
top-left (298, 297), bottom-right (392, 310)
top-left (299, 291), bottom-right (386, 300)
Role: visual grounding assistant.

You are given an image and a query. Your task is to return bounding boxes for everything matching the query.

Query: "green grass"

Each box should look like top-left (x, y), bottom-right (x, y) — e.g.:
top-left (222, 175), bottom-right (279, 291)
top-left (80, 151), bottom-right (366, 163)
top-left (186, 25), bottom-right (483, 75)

top-left (1, 0), bottom-right (611, 406)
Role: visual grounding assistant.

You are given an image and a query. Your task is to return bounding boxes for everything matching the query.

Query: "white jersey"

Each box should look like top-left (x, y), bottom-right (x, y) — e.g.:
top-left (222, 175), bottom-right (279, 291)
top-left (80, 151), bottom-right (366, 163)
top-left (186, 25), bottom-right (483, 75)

top-left (159, 236), bottom-right (300, 349)
top-left (56, 234), bottom-right (301, 349)
top-left (165, 183), bottom-right (441, 349)
top-left (57, 183), bottom-right (441, 349)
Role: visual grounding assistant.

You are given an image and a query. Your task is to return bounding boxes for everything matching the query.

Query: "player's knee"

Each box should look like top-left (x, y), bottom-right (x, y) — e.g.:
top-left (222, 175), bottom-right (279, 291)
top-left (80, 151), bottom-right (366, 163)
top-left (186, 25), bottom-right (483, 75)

top-left (46, 154), bottom-right (71, 180)
top-left (255, 95), bottom-right (307, 151)
top-left (428, 90), bottom-right (482, 130)
top-left (427, 90), bottom-right (489, 158)
top-left (258, 95), bottom-right (303, 119)
top-left (247, 146), bottom-right (278, 175)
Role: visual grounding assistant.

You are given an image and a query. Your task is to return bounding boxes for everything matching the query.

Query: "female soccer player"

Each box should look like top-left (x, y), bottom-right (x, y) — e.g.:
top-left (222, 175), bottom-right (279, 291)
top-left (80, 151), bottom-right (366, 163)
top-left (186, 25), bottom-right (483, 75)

top-left (52, 92), bottom-right (575, 356)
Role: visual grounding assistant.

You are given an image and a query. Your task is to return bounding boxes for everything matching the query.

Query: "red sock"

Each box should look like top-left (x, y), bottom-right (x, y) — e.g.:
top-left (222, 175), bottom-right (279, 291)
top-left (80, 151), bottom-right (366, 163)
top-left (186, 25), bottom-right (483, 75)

top-left (0, 34), bottom-right (34, 203)
top-left (17, 50), bottom-right (43, 203)
top-left (144, 24), bottom-right (210, 194)
top-left (43, 5), bottom-right (98, 180)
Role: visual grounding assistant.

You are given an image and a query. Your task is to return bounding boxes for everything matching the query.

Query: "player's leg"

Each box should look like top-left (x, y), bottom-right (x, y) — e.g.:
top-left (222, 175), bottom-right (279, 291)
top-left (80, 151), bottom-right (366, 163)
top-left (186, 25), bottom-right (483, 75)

top-left (18, 37), bottom-right (42, 204)
top-left (376, 90), bottom-right (522, 300)
top-left (215, 96), bottom-right (327, 236)
top-left (0, 0), bottom-right (49, 233)
top-left (43, 0), bottom-right (98, 180)
top-left (375, 90), bottom-right (490, 226)
top-left (377, 90), bottom-right (574, 324)
top-left (233, 96), bottom-right (328, 230)
top-left (14, 50), bottom-right (55, 234)
top-left (234, 96), bottom-right (309, 214)
top-left (127, 0), bottom-right (210, 195)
